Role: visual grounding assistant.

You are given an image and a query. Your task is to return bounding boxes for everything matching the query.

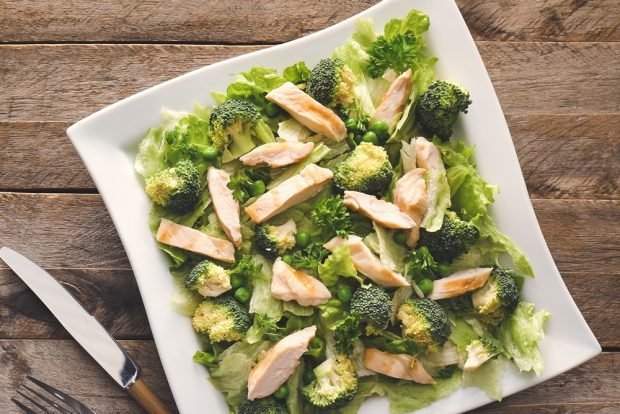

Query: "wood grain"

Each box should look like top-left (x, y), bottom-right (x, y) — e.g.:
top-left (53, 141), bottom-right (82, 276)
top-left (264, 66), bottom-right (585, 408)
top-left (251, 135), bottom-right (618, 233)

top-left (0, 339), bottom-right (176, 413)
top-left (1, 42), bottom-right (619, 122)
top-left (0, 269), bottom-right (150, 339)
top-left (1, 339), bottom-right (617, 413)
top-left (2, 115), bottom-right (618, 199)
top-left (1, 0), bottom-right (618, 43)
top-left (1, 194), bottom-right (617, 273)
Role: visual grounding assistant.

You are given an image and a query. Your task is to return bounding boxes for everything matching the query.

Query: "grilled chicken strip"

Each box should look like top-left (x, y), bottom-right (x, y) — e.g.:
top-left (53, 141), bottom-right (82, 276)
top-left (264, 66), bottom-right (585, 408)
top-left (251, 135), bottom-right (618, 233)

top-left (428, 267), bottom-right (493, 300)
top-left (363, 348), bottom-right (435, 384)
top-left (343, 190), bottom-right (415, 229)
top-left (207, 167), bottom-right (242, 247)
top-left (271, 258), bottom-right (331, 306)
top-left (245, 163), bottom-right (333, 224)
top-left (156, 218), bottom-right (235, 263)
top-left (247, 326), bottom-right (317, 400)
top-left (266, 82), bottom-right (346, 142)
top-left (393, 168), bottom-right (428, 246)
top-left (372, 69), bottom-right (413, 133)
top-left (239, 142), bottom-right (315, 168)
top-left (324, 236), bottom-right (409, 287)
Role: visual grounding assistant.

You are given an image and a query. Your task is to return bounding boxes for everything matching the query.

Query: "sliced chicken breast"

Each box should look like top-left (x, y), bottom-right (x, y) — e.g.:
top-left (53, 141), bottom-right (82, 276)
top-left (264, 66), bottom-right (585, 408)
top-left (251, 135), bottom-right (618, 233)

top-left (324, 236), bottom-right (409, 287)
top-left (207, 167), bottom-right (242, 247)
top-left (428, 268), bottom-right (493, 300)
top-left (266, 82), bottom-right (346, 142)
top-left (248, 325), bottom-right (317, 400)
top-left (415, 136), bottom-right (443, 172)
top-left (245, 163), bottom-right (333, 224)
top-left (372, 69), bottom-right (413, 133)
top-left (271, 258), bottom-right (331, 306)
top-left (363, 348), bottom-right (435, 384)
top-left (343, 190), bottom-right (415, 229)
top-left (156, 218), bottom-right (235, 263)
top-left (239, 142), bottom-right (315, 168)
top-left (394, 168), bottom-right (428, 246)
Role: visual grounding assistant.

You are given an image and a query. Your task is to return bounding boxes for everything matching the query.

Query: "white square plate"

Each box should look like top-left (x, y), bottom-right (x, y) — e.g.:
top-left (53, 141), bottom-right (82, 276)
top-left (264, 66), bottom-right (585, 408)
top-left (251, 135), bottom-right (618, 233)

top-left (67, 0), bottom-right (600, 412)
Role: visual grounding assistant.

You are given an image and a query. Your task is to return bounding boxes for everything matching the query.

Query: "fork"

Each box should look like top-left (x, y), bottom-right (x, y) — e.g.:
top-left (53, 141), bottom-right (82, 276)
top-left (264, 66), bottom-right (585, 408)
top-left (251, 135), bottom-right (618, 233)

top-left (12, 376), bottom-right (96, 414)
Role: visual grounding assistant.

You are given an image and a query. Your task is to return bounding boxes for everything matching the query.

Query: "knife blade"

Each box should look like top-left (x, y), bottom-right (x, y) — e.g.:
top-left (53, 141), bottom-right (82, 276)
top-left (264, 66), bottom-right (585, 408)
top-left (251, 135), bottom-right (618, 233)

top-left (0, 247), bottom-right (171, 414)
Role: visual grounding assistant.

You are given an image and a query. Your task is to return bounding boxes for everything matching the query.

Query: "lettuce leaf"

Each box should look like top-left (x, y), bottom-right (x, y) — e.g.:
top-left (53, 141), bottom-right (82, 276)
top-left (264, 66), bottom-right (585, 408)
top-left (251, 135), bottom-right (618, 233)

top-left (497, 302), bottom-right (550, 376)
top-left (208, 340), bottom-right (271, 409)
top-left (267, 143), bottom-right (331, 189)
top-left (225, 66), bottom-right (287, 105)
top-left (283, 61), bottom-right (311, 84)
top-left (318, 243), bottom-right (359, 286)
top-left (286, 361), bottom-right (305, 414)
top-left (249, 255), bottom-right (283, 319)
top-left (420, 141), bottom-right (451, 232)
top-left (342, 369), bottom-right (462, 414)
top-left (449, 318), bottom-right (479, 352)
top-left (438, 139), bottom-right (533, 276)
top-left (463, 357), bottom-right (507, 401)
top-left (332, 39), bottom-right (375, 118)
top-left (373, 223), bottom-right (407, 273)
top-left (277, 118), bottom-right (312, 142)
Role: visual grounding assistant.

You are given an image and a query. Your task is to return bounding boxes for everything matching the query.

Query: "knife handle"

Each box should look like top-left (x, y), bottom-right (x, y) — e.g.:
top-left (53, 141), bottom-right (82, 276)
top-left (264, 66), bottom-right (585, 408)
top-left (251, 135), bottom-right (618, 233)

top-left (128, 378), bottom-right (172, 414)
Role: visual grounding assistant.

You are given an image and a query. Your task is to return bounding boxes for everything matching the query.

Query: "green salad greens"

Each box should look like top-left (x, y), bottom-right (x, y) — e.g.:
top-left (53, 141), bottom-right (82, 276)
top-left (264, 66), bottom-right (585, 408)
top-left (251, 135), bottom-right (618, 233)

top-left (135, 8), bottom-right (550, 413)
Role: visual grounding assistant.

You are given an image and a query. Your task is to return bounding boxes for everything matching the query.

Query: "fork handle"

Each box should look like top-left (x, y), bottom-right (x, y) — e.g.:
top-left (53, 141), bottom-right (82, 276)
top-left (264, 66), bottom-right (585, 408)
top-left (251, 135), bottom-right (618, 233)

top-left (128, 378), bottom-right (172, 414)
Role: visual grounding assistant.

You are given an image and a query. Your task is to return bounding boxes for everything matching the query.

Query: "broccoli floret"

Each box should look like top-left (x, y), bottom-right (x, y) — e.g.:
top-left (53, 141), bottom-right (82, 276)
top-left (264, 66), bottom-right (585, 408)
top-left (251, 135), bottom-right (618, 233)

top-left (306, 58), bottom-right (356, 109)
top-left (464, 337), bottom-right (500, 372)
top-left (350, 285), bottom-right (392, 335)
top-left (302, 355), bottom-right (358, 409)
top-left (209, 98), bottom-right (275, 158)
top-left (253, 219), bottom-right (297, 259)
top-left (185, 260), bottom-right (232, 297)
top-left (238, 396), bottom-right (288, 414)
top-left (472, 266), bottom-right (520, 324)
top-left (192, 295), bottom-right (251, 343)
top-left (144, 160), bottom-right (201, 213)
top-left (415, 80), bottom-right (472, 141)
top-left (418, 211), bottom-right (479, 262)
top-left (334, 142), bottom-right (393, 195)
top-left (397, 298), bottom-right (451, 349)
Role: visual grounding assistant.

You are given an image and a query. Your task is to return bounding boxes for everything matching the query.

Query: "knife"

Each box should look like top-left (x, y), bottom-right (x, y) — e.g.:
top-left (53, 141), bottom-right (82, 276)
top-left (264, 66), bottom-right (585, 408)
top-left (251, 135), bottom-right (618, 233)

top-left (0, 247), bottom-right (172, 414)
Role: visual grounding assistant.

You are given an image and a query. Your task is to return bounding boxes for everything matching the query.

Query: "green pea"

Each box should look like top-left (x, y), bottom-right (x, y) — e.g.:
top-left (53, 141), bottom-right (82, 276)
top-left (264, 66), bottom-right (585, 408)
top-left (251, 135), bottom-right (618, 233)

top-left (296, 231), bottom-right (311, 248)
top-left (337, 286), bottom-right (353, 303)
top-left (371, 120), bottom-right (389, 138)
top-left (201, 146), bottom-right (219, 161)
top-left (230, 274), bottom-right (244, 289)
top-left (418, 278), bottom-right (434, 296)
top-left (282, 254), bottom-right (293, 265)
top-left (393, 231), bottom-right (408, 245)
top-left (234, 287), bottom-right (251, 303)
top-left (361, 131), bottom-right (378, 144)
top-left (274, 384), bottom-right (289, 400)
top-left (265, 102), bottom-right (280, 117)
top-left (249, 180), bottom-right (266, 196)
top-left (345, 117), bottom-right (358, 131)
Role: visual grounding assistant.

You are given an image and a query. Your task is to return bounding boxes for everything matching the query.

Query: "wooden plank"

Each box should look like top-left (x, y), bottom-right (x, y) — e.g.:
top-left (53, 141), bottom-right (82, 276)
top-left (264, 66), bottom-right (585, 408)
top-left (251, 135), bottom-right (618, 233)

top-left (0, 0), bottom-right (618, 43)
top-left (0, 339), bottom-right (176, 413)
top-left (457, 0), bottom-right (620, 42)
top-left (0, 269), bottom-right (150, 339)
top-left (0, 340), bottom-right (617, 413)
top-left (2, 114), bottom-right (618, 199)
top-left (1, 43), bottom-right (619, 122)
top-left (508, 114), bottom-right (620, 200)
top-left (0, 195), bottom-right (617, 273)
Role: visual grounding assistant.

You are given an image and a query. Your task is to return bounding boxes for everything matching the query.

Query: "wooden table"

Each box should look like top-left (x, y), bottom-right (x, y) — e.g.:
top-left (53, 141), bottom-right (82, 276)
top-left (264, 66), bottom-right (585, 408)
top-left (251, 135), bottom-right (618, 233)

top-left (0, 0), bottom-right (618, 412)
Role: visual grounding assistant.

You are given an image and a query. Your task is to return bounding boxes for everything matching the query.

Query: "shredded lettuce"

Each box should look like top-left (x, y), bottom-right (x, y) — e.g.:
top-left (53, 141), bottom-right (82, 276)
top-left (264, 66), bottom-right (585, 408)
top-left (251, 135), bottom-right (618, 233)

top-left (437, 139), bottom-right (533, 276)
top-left (318, 243), bottom-right (359, 286)
top-left (208, 340), bottom-right (271, 409)
top-left (497, 302), bottom-right (550, 376)
top-left (249, 255), bottom-right (283, 319)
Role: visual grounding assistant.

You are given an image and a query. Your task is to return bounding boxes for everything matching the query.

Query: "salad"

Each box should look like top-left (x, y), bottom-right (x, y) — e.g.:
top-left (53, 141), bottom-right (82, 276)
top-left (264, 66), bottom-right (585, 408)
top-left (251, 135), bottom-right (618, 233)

top-left (135, 8), bottom-right (550, 414)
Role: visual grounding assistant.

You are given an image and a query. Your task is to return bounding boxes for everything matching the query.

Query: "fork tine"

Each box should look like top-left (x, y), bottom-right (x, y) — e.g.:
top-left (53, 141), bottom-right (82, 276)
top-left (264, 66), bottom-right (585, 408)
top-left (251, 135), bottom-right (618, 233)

top-left (27, 376), bottom-right (97, 414)
top-left (16, 391), bottom-right (55, 414)
top-left (11, 398), bottom-right (38, 414)
top-left (24, 384), bottom-right (73, 414)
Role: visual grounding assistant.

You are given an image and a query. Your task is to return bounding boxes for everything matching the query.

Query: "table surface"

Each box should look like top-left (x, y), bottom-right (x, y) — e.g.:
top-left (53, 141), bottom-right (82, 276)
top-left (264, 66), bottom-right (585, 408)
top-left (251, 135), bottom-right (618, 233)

top-left (0, 0), bottom-right (618, 412)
